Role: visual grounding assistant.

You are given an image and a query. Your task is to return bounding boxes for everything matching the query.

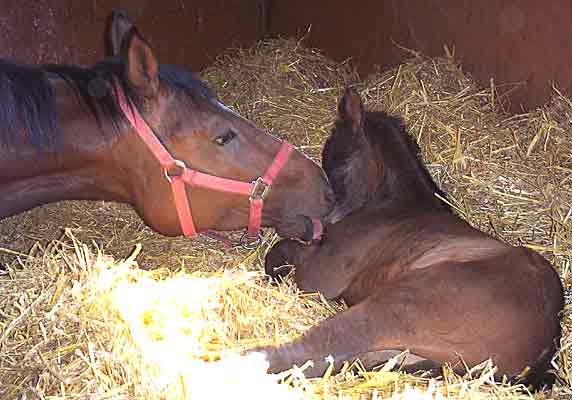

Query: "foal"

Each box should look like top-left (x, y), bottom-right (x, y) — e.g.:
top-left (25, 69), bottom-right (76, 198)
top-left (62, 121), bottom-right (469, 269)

top-left (259, 89), bottom-right (564, 387)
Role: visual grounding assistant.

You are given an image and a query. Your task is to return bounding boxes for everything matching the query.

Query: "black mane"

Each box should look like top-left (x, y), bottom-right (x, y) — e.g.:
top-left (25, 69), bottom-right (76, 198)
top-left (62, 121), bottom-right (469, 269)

top-left (0, 60), bottom-right (60, 150)
top-left (0, 57), bottom-right (213, 152)
top-left (364, 111), bottom-right (451, 211)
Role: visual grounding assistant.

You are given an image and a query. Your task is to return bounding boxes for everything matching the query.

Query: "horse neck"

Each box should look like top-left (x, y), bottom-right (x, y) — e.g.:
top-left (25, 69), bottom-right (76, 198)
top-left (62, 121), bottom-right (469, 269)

top-left (0, 79), bottom-right (131, 219)
top-left (370, 120), bottom-right (446, 213)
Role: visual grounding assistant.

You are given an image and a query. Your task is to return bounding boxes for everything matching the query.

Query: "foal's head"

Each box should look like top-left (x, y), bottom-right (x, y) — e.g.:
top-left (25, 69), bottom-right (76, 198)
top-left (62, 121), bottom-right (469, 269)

top-left (322, 89), bottom-right (449, 222)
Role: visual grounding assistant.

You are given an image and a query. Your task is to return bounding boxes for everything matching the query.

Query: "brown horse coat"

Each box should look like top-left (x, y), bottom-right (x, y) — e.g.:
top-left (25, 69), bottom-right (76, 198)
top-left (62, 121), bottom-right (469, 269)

top-left (258, 89), bottom-right (564, 388)
top-left (0, 11), bottom-right (333, 242)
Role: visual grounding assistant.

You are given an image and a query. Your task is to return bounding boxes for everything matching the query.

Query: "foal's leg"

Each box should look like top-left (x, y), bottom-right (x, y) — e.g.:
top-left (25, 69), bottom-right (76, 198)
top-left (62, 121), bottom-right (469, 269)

top-left (256, 256), bottom-right (562, 380)
top-left (251, 290), bottom-right (434, 376)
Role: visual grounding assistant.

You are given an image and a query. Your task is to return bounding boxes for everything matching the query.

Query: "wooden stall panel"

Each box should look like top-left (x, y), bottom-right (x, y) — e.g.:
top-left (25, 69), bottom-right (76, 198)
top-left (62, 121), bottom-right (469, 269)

top-left (1, 0), bottom-right (262, 71)
top-left (268, 0), bottom-right (572, 111)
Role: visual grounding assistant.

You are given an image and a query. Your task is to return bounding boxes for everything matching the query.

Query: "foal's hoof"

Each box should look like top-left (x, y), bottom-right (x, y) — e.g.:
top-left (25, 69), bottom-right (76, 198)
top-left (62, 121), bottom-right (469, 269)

top-left (245, 345), bottom-right (289, 374)
top-left (264, 247), bottom-right (293, 281)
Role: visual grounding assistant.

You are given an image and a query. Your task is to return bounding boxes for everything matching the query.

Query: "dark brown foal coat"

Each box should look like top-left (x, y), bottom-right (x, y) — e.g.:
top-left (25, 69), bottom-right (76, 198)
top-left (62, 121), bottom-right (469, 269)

top-left (258, 89), bottom-right (563, 389)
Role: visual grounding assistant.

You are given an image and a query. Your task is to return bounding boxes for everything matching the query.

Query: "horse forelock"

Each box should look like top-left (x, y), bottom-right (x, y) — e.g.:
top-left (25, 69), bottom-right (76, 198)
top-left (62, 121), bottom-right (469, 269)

top-left (157, 63), bottom-right (216, 102)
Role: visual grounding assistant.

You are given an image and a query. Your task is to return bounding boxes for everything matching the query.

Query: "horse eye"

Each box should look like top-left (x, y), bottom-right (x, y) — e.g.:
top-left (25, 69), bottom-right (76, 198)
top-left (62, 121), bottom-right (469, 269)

top-left (214, 129), bottom-right (237, 146)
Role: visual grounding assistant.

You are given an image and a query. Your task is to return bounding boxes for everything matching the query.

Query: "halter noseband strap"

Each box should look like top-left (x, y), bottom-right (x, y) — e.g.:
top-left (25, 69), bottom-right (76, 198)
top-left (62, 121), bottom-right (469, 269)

top-left (113, 80), bottom-right (293, 244)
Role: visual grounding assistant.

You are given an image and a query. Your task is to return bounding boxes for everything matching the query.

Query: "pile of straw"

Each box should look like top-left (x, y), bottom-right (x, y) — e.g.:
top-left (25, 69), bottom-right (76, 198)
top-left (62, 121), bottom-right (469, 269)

top-left (0, 231), bottom-right (339, 399)
top-left (1, 38), bottom-right (571, 399)
top-left (0, 232), bottom-right (543, 400)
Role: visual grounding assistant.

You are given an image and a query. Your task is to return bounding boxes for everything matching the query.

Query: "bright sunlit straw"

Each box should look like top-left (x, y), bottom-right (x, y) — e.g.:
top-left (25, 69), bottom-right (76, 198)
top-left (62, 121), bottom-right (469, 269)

top-left (87, 261), bottom-right (306, 400)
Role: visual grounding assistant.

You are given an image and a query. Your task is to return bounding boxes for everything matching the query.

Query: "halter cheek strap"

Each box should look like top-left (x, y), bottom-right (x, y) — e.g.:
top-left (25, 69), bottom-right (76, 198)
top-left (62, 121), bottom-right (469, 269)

top-left (113, 80), bottom-right (293, 244)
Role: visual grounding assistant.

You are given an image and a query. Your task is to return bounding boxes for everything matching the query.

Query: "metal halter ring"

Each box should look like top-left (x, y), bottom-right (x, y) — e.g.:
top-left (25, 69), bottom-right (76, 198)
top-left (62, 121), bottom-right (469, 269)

top-left (249, 177), bottom-right (271, 201)
top-left (163, 159), bottom-right (187, 183)
top-left (240, 232), bottom-right (263, 250)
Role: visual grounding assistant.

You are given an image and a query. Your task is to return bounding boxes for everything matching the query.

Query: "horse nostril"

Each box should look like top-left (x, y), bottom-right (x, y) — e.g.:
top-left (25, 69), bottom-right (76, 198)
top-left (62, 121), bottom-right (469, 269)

top-left (300, 216), bottom-right (314, 242)
top-left (299, 215), bottom-right (325, 242)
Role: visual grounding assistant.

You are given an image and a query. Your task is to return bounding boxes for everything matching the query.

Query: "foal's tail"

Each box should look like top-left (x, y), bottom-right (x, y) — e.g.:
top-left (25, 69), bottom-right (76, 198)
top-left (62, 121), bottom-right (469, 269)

top-left (511, 346), bottom-right (558, 391)
top-left (514, 249), bottom-right (565, 391)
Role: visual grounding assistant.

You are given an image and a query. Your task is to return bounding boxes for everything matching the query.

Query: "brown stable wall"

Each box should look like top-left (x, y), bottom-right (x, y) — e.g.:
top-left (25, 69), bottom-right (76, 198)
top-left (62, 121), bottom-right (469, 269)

top-left (267, 0), bottom-right (572, 112)
top-left (1, 1), bottom-right (571, 112)
top-left (0, 0), bottom-right (264, 70)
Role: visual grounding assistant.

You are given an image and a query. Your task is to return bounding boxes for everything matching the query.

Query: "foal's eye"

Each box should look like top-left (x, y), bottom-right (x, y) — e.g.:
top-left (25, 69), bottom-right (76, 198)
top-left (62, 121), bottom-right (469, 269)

top-left (214, 129), bottom-right (237, 146)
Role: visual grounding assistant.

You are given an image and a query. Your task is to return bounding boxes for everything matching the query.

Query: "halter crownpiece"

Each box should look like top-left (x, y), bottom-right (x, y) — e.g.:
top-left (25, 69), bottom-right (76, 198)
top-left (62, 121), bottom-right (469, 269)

top-left (113, 79), bottom-right (294, 246)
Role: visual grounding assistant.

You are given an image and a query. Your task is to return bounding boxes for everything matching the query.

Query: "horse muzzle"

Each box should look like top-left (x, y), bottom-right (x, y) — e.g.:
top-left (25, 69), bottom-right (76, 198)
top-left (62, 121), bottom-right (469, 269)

top-left (276, 215), bottom-right (326, 242)
top-left (301, 216), bottom-right (325, 242)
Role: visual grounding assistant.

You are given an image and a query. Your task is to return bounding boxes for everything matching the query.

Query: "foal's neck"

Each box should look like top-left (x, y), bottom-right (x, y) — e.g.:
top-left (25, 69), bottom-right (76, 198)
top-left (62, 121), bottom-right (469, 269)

top-left (371, 117), bottom-right (446, 213)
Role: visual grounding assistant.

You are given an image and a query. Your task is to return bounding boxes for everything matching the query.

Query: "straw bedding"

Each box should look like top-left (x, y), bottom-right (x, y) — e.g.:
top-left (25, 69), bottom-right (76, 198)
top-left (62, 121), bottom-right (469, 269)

top-left (0, 38), bottom-right (571, 399)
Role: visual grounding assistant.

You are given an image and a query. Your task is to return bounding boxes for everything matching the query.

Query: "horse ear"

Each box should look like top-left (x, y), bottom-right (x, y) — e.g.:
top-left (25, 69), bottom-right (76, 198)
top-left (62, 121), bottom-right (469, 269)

top-left (338, 88), bottom-right (364, 132)
top-left (123, 28), bottom-right (159, 98)
top-left (106, 9), bottom-right (134, 57)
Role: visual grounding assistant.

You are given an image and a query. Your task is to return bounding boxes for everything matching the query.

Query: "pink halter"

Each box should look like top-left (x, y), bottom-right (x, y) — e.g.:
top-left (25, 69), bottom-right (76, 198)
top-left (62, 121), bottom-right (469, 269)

top-left (114, 80), bottom-right (293, 247)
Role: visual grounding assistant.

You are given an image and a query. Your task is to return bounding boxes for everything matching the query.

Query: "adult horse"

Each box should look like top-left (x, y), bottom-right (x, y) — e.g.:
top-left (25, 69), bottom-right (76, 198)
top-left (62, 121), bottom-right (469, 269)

top-left (258, 89), bottom-right (564, 388)
top-left (0, 12), bottom-right (333, 246)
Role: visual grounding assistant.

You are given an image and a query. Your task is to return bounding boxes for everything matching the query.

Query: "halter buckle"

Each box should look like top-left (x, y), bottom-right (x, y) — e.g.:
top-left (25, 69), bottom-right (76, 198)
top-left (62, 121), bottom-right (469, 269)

top-left (163, 159), bottom-right (187, 183)
top-left (250, 177), bottom-right (271, 201)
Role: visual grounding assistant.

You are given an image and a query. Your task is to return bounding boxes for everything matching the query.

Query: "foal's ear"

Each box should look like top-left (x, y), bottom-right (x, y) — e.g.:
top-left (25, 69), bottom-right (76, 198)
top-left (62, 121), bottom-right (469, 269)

top-left (122, 27), bottom-right (159, 98)
top-left (338, 88), bottom-right (364, 132)
top-left (106, 9), bottom-right (134, 57)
